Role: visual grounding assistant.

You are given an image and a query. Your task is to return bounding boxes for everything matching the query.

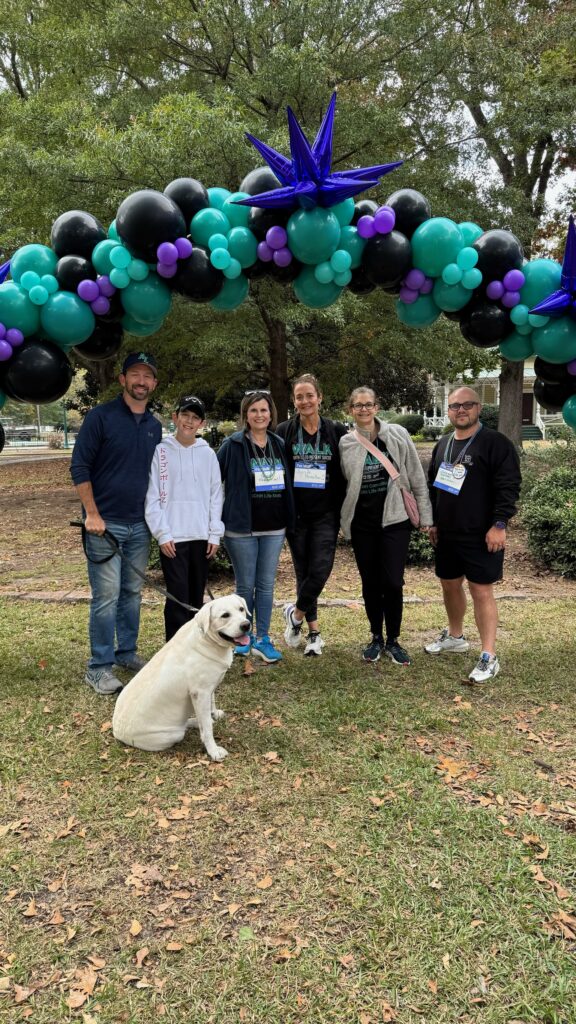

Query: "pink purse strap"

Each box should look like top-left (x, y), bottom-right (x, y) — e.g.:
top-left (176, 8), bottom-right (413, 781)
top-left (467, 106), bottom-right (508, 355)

top-left (353, 430), bottom-right (399, 480)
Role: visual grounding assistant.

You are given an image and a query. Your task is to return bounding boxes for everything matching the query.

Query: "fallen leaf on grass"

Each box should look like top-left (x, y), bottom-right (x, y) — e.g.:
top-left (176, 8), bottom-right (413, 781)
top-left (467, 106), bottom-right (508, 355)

top-left (543, 910), bottom-right (576, 940)
top-left (100, 721), bottom-right (112, 733)
top-left (49, 910), bottom-right (65, 925)
top-left (427, 979), bottom-right (438, 994)
top-left (256, 875), bottom-right (273, 889)
top-left (14, 985), bottom-right (33, 1003)
top-left (135, 947), bottom-right (149, 966)
top-left (339, 953), bottom-right (355, 969)
top-left (228, 903), bottom-right (241, 917)
top-left (243, 658), bottom-right (256, 676)
top-left (165, 942), bottom-right (183, 952)
top-left (263, 751), bottom-right (281, 762)
top-left (0, 978), bottom-right (11, 993)
top-left (129, 920), bottom-right (142, 936)
top-left (22, 900), bottom-right (37, 917)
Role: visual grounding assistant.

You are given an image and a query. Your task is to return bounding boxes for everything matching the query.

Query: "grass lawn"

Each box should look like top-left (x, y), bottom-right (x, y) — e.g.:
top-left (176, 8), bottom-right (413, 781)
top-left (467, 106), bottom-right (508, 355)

top-left (1, 595), bottom-right (576, 1024)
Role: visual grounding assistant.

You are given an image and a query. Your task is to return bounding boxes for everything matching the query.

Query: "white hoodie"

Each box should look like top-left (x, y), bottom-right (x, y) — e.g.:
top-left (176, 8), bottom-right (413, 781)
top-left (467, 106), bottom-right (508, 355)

top-left (145, 436), bottom-right (224, 546)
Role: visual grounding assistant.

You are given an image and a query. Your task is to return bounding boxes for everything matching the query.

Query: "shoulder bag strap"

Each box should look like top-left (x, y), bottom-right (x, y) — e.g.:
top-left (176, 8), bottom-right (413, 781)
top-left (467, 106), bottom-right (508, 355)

top-left (353, 430), bottom-right (399, 480)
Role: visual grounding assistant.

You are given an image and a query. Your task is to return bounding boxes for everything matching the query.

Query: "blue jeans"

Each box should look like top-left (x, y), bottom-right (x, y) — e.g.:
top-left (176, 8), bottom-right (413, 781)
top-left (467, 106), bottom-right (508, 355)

top-left (224, 533), bottom-right (285, 638)
top-left (85, 519), bottom-right (151, 670)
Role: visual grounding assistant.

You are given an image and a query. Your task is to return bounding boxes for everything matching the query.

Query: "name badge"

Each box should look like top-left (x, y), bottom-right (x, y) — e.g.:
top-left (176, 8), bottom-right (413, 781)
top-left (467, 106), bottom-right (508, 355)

top-left (433, 461), bottom-right (467, 495)
top-left (293, 461), bottom-right (327, 489)
top-left (254, 464), bottom-right (285, 491)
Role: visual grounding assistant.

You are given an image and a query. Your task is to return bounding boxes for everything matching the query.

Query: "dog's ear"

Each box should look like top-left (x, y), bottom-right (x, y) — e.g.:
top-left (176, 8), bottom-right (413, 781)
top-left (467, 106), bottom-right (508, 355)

top-left (194, 602), bottom-right (212, 635)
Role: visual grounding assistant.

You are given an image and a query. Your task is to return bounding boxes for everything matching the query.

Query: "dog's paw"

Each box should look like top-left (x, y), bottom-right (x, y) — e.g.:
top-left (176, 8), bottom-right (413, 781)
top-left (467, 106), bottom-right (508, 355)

top-left (208, 745), bottom-right (228, 761)
top-left (211, 708), bottom-right (226, 721)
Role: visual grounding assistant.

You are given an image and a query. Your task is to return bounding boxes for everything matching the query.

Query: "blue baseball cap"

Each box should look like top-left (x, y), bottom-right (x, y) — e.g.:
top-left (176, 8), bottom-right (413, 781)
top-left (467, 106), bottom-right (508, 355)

top-left (121, 351), bottom-right (158, 377)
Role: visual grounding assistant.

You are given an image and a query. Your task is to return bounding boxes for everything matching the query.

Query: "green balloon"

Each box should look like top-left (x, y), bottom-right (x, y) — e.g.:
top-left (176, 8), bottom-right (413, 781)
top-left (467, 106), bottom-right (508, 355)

top-left (10, 244), bottom-right (58, 283)
top-left (190, 208), bottom-right (231, 247)
top-left (222, 192), bottom-right (251, 228)
top-left (499, 332), bottom-right (534, 361)
top-left (563, 395), bottom-right (576, 431)
top-left (331, 199), bottom-right (355, 227)
top-left (338, 226), bottom-right (365, 268)
top-left (0, 282), bottom-right (41, 335)
top-left (211, 275), bottom-right (249, 311)
top-left (293, 266), bottom-right (343, 308)
top-left (207, 187), bottom-right (232, 211)
top-left (108, 219), bottom-right (119, 240)
top-left (40, 291), bottom-right (95, 345)
top-left (532, 317), bottom-right (576, 364)
top-left (92, 239), bottom-right (120, 275)
top-left (122, 314), bottom-right (164, 337)
top-left (396, 294), bottom-right (441, 328)
top-left (121, 276), bottom-right (172, 324)
top-left (411, 217), bottom-right (464, 278)
top-left (432, 279), bottom-right (471, 312)
top-left (520, 258), bottom-right (562, 310)
top-left (288, 209), bottom-right (341, 265)
top-left (227, 227), bottom-right (258, 269)
top-left (458, 222), bottom-right (483, 245)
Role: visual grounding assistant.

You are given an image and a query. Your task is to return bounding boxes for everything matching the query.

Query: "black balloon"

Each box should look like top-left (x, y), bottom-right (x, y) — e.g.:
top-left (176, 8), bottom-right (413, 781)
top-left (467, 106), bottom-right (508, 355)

top-left (459, 298), bottom-right (513, 348)
top-left (73, 321), bottom-right (124, 362)
top-left (248, 205), bottom-right (292, 239)
top-left (164, 177), bottom-right (209, 225)
top-left (116, 189), bottom-right (187, 262)
top-left (472, 229), bottom-right (524, 280)
top-left (173, 247), bottom-right (224, 302)
top-left (386, 189), bottom-right (431, 239)
top-left (348, 265), bottom-right (376, 295)
top-left (0, 338), bottom-right (73, 404)
top-left (351, 199), bottom-right (378, 226)
top-left (533, 357), bottom-right (573, 386)
top-left (533, 376), bottom-right (576, 413)
top-left (239, 166), bottom-right (281, 196)
top-left (362, 231), bottom-right (412, 288)
top-left (56, 255), bottom-right (96, 292)
top-left (51, 211), bottom-right (106, 260)
top-left (0, 421), bottom-right (5, 455)
top-left (444, 308), bottom-right (465, 322)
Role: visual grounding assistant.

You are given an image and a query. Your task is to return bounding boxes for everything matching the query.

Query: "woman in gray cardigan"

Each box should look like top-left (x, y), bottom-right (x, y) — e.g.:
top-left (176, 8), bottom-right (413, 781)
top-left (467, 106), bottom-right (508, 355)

top-left (339, 387), bottom-right (433, 664)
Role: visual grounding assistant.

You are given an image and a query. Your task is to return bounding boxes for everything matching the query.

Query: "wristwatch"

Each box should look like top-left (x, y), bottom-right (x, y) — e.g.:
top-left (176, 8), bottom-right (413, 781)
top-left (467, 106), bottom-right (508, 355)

top-left (493, 520), bottom-right (507, 530)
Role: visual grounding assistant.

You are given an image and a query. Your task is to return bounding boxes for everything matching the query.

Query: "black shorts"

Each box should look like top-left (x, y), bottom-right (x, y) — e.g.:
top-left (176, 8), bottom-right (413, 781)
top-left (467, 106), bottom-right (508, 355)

top-left (435, 531), bottom-right (504, 585)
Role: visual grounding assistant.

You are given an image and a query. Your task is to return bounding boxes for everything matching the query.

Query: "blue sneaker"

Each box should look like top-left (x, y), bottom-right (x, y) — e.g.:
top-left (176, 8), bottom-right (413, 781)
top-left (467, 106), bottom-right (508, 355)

top-left (252, 635), bottom-right (283, 664)
top-left (234, 634), bottom-right (253, 656)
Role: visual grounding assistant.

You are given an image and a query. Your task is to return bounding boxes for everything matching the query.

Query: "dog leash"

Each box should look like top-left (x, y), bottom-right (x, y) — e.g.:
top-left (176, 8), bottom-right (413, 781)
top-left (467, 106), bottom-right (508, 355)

top-left (70, 521), bottom-right (213, 613)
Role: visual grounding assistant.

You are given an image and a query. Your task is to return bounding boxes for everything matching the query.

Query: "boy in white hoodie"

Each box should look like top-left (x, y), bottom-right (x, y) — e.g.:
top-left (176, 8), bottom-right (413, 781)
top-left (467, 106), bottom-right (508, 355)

top-left (145, 395), bottom-right (224, 640)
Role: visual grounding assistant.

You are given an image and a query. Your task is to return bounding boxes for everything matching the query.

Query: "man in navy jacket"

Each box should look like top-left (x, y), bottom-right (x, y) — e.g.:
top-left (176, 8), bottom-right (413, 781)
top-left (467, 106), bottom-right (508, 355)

top-left (71, 352), bottom-right (161, 694)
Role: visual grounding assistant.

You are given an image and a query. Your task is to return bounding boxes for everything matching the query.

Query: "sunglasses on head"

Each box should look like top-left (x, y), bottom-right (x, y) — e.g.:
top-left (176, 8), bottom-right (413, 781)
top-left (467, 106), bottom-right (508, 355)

top-left (245, 389), bottom-right (271, 396)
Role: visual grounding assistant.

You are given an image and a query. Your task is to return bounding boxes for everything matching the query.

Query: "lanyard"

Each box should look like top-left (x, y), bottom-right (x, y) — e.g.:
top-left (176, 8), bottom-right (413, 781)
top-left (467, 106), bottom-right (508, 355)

top-left (444, 423), bottom-right (483, 467)
top-left (297, 417), bottom-right (322, 460)
top-left (248, 433), bottom-right (276, 480)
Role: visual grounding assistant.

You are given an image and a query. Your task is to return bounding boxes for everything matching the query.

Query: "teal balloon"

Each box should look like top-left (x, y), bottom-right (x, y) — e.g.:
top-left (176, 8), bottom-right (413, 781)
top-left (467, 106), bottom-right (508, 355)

top-left (190, 208), bottom-right (231, 247)
top-left (122, 314), bottom-right (164, 337)
top-left (223, 257), bottom-right (242, 280)
top-left (41, 274), bottom-right (59, 294)
top-left (92, 239), bottom-right (120, 275)
top-left (338, 226), bottom-right (365, 268)
top-left (287, 208), bottom-right (341, 265)
top-left (208, 233), bottom-right (229, 251)
top-left (330, 249), bottom-right (352, 274)
top-left (110, 267), bottom-right (130, 289)
top-left (456, 246), bottom-right (479, 271)
top-left (227, 227), bottom-right (258, 268)
top-left (108, 219), bottom-right (119, 240)
top-left (21, 271), bottom-right (41, 291)
top-left (396, 294), bottom-right (441, 328)
top-left (411, 218), bottom-right (464, 278)
top-left (461, 267), bottom-right (482, 290)
top-left (334, 269), bottom-right (352, 287)
top-left (459, 222), bottom-right (483, 245)
top-left (10, 244), bottom-right (58, 283)
top-left (110, 245), bottom-right (132, 269)
top-left (29, 285), bottom-right (49, 305)
top-left (40, 291), bottom-right (95, 345)
top-left (510, 303), bottom-right (529, 326)
top-left (314, 262), bottom-right (334, 284)
top-left (499, 332), bottom-right (534, 361)
top-left (442, 263), bottom-right (462, 285)
top-left (210, 275), bottom-right (249, 311)
top-left (528, 313), bottom-right (549, 328)
top-left (207, 187), bottom-right (232, 211)
top-left (520, 258), bottom-right (561, 309)
top-left (514, 324), bottom-right (533, 336)
top-left (210, 247), bottom-right (231, 271)
top-left (222, 192), bottom-right (251, 228)
top-left (121, 276), bottom-right (172, 324)
top-left (532, 317), bottom-right (576, 364)
top-left (0, 282), bottom-right (41, 336)
top-left (432, 279), bottom-right (471, 312)
top-left (563, 395), bottom-right (576, 431)
top-left (331, 198), bottom-right (355, 227)
top-left (0, 390), bottom-right (6, 410)
top-left (128, 259), bottom-right (149, 281)
top-left (293, 266), bottom-right (343, 308)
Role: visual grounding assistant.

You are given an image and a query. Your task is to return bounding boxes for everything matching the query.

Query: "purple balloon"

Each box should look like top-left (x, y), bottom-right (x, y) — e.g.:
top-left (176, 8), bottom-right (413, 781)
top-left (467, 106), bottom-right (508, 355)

top-left (78, 279), bottom-right (100, 302)
top-left (157, 241), bottom-right (179, 265)
top-left (420, 277), bottom-right (434, 295)
top-left (357, 216), bottom-right (376, 239)
top-left (404, 268), bottom-right (426, 290)
top-left (6, 328), bottom-right (24, 346)
top-left (374, 206), bottom-right (396, 234)
top-left (273, 247), bottom-right (292, 267)
top-left (567, 359), bottom-right (576, 376)
top-left (486, 280), bottom-right (505, 300)
top-left (157, 261), bottom-right (178, 278)
top-left (503, 269), bottom-right (525, 291)
top-left (0, 339), bottom-right (13, 361)
top-left (91, 296), bottom-right (111, 316)
top-left (257, 241), bottom-right (273, 262)
top-left (98, 275), bottom-right (116, 298)
top-left (266, 226), bottom-right (288, 250)
top-left (175, 236), bottom-right (193, 259)
top-left (501, 290), bottom-right (520, 308)
top-left (0, 323), bottom-right (5, 340)
top-left (399, 286), bottom-right (419, 304)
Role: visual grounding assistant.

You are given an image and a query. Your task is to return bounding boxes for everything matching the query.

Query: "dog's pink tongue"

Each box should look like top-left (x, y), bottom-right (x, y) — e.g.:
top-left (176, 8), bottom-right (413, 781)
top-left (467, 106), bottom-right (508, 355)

top-left (236, 635), bottom-right (250, 646)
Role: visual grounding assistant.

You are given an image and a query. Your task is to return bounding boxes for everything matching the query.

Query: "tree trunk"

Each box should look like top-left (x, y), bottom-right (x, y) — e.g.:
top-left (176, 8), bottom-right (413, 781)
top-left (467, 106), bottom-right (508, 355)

top-left (255, 297), bottom-right (290, 420)
top-left (498, 357), bottom-right (524, 447)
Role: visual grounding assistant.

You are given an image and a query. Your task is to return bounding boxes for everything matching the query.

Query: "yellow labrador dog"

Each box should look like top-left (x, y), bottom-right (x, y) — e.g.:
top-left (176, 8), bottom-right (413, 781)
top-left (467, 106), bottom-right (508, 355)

top-left (112, 595), bottom-right (250, 760)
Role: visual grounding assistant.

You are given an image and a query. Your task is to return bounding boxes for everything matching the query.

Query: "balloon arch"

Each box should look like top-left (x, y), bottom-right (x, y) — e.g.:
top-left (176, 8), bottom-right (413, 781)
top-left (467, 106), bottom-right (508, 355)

top-left (1, 94), bottom-right (575, 432)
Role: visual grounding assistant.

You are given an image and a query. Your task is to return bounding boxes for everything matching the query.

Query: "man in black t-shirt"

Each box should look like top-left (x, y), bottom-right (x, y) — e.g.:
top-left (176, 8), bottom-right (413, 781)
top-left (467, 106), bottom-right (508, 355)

top-left (424, 387), bottom-right (521, 683)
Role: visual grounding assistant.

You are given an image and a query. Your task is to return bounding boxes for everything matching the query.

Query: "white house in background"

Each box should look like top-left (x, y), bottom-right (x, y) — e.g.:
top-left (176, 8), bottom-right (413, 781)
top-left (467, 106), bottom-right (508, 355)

top-left (423, 358), bottom-right (553, 439)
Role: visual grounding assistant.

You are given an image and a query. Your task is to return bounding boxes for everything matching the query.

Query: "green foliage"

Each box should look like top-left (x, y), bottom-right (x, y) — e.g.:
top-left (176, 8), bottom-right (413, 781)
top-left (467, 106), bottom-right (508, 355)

top-left (479, 404), bottom-right (499, 430)
top-left (391, 413), bottom-right (424, 435)
top-left (422, 425), bottom-right (443, 440)
top-left (546, 423), bottom-right (574, 441)
top-left (522, 466), bottom-right (576, 577)
top-left (520, 434), bottom-right (576, 500)
top-left (406, 528), bottom-right (435, 566)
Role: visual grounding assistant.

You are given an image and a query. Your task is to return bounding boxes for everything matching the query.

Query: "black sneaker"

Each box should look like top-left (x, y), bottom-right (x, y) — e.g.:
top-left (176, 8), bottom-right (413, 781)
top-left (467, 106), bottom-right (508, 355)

top-left (362, 635), bottom-right (384, 662)
top-left (384, 640), bottom-right (411, 666)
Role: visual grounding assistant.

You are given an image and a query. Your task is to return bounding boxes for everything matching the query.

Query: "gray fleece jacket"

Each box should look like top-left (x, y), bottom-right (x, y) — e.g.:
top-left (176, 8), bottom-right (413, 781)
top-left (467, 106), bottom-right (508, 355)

top-left (339, 420), bottom-right (433, 538)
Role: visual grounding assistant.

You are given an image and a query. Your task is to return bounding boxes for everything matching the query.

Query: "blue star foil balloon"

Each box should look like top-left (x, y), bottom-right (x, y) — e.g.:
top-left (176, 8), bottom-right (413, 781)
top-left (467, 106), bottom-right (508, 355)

top-left (530, 215), bottom-right (576, 318)
top-left (0, 261), bottom-right (11, 284)
top-left (235, 93), bottom-right (402, 210)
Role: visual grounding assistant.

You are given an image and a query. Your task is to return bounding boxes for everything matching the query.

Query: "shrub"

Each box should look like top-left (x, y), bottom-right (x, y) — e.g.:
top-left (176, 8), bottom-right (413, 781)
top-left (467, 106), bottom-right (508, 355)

top-left (391, 413), bottom-right (424, 435)
top-left (520, 433), bottom-right (576, 500)
top-left (48, 432), bottom-right (64, 449)
top-left (406, 528), bottom-right (435, 566)
top-left (411, 433), bottom-right (425, 443)
top-left (546, 423), bottom-right (573, 442)
top-left (479, 404), bottom-right (499, 430)
top-left (422, 425), bottom-right (443, 441)
top-left (522, 465), bottom-right (576, 577)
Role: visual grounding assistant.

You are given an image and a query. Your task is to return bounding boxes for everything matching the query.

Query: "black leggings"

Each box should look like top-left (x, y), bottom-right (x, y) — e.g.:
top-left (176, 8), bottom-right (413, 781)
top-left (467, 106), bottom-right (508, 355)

top-left (351, 521), bottom-right (412, 641)
top-left (287, 513), bottom-right (339, 623)
top-left (160, 540), bottom-right (209, 641)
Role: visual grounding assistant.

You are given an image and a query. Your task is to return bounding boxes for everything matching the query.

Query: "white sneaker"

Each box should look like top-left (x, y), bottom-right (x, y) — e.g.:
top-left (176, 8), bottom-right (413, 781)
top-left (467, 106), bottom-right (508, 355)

top-left (425, 627), bottom-right (470, 655)
top-left (304, 631), bottom-right (325, 657)
top-left (283, 603), bottom-right (304, 648)
top-left (468, 653), bottom-right (500, 683)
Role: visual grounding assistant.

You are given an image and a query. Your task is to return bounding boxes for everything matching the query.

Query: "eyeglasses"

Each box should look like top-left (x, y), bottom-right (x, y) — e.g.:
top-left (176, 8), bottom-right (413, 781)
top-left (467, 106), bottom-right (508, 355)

top-left (448, 401), bottom-right (479, 411)
top-left (245, 389), bottom-right (271, 396)
top-left (352, 402), bottom-right (375, 411)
